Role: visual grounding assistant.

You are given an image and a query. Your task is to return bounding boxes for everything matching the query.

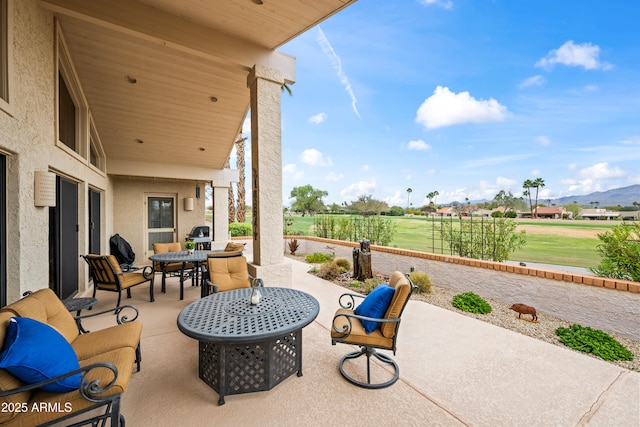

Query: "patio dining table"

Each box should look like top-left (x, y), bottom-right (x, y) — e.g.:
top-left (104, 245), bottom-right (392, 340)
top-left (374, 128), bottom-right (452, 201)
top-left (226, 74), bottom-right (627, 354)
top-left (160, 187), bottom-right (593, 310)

top-left (149, 250), bottom-right (218, 300)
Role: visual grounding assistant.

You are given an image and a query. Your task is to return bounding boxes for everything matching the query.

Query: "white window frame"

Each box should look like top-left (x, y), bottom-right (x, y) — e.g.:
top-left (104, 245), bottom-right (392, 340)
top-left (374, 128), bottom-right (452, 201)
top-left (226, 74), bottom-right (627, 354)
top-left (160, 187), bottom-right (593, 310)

top-left (0, 0), bottom-right (14, 116)
top-left (89, 114), bottom-right (106, 175)
top-left (56, 20), bottom-right (88, 162)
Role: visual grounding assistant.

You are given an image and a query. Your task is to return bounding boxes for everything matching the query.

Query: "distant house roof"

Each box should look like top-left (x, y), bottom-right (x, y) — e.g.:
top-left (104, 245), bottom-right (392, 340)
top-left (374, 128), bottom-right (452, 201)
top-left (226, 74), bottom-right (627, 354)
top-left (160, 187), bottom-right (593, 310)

top-left (535, 206), bottom-right (564, 215)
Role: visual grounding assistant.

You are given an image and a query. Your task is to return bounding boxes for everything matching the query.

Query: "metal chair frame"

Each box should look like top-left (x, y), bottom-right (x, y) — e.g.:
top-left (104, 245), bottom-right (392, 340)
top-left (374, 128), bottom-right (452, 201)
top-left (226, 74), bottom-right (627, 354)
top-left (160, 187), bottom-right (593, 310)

top-left (331, 273), bottom-right (415, 389)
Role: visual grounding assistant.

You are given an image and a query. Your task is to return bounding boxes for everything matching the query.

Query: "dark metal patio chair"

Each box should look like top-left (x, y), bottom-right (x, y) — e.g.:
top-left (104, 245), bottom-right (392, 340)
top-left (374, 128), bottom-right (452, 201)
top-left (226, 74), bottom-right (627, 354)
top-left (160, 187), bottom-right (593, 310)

top-left (331, 271), bottom-right (415, 389)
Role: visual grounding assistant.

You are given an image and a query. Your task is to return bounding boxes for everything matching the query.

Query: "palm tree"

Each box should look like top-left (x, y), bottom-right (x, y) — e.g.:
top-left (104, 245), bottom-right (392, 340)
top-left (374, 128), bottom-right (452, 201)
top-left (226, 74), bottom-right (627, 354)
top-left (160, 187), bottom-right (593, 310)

top-left (406, 188), bottom-right (412, 209)
top-left (235, 132), bottom-right (246, 223)
top-left (224, 157), bottom-right (236, 223)
top-left (426, 190), bottom-right (440, 207)
top-left (532, 178), bottom-right (545, 218)
top-left (523, 179), bottom-right (534, 216)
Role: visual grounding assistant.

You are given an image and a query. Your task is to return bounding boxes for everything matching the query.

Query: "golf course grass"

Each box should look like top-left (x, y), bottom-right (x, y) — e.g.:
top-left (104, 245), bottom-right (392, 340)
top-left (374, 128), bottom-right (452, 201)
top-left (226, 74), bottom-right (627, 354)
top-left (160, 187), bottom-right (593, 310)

top-left (282, 214), bottom-right (617, 269)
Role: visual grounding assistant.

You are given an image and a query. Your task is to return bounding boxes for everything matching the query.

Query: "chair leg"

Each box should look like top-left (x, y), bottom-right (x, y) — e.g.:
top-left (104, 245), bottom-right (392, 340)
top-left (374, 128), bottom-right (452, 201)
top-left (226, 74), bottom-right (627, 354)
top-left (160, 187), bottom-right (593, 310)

top-left (338, 346), bottom-right (399, 389)
top-left (135, 343), bottom-right (142, 372)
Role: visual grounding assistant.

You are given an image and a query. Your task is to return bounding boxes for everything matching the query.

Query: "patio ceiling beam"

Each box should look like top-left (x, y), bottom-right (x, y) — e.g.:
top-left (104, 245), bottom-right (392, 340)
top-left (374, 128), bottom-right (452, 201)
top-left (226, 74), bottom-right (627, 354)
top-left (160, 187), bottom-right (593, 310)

top-left (107, 158), bottom-right (238, 183)
top-left (38, 0), bottom-right (296, 83)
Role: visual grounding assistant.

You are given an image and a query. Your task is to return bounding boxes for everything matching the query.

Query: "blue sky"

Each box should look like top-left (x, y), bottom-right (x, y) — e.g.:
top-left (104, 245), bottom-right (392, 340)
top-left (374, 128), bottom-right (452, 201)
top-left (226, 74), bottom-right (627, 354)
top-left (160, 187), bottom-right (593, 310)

top-left (242, 0), bottom-right (640, 207)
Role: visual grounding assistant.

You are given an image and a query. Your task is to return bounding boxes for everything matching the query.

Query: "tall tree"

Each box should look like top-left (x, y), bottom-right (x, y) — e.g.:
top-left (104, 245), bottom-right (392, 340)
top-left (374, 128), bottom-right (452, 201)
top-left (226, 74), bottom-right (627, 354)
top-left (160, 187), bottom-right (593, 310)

top-left (532, 177), bottom-right (545, 218)
top-left (224, 157), bottom-right (236, 223)
top-left (523, 179), bottom-right (534, 216)
top-left (406, 187), bottom-right (412, 208)
top-left (426, 190), bottom-right (440, 207)
top-left (349, 195), bottom-right (389, 216)
top-left (290, 185), bottom-right (328, 216)
top-left (235, 132), bottom-right (246, 222)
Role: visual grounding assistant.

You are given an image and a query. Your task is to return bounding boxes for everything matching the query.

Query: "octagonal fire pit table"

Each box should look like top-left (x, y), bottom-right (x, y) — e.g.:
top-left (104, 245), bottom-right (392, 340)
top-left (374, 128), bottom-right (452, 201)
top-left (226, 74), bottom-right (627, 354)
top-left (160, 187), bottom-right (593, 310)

top-left (177, 287), bottom-right (320, 405)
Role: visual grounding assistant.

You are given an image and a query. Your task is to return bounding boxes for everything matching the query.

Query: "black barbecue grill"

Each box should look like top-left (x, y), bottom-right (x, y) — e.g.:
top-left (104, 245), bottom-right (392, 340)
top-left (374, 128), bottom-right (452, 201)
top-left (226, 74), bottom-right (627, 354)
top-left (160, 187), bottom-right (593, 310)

top-left (186, 225), bottom-right (212, 250)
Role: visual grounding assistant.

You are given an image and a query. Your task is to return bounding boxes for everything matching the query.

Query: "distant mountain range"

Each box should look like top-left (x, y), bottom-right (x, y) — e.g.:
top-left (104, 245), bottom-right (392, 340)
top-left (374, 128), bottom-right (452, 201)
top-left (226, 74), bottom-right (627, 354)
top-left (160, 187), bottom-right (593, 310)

top-left (551, 185), bottom-right (640, 207)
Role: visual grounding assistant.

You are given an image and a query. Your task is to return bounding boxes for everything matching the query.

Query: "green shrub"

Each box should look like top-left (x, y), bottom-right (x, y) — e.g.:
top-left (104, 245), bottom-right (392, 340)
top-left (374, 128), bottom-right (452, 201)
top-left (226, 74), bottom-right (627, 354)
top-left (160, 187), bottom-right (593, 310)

top-left (348, 280), bottom-right (361, 287)
top-left (409, 271), bottom-right (432, 294)
top-left (318, 262), bottom-right (341, 281)
top-left (305, 252), bottom-right (334, 264)
top-left (229, 222), bottom-right (252, 237)
top-left (451, 292), bottom-right (492, 314)
top-left (555, 324), bottom-right (633, 361)
top-left (334, 257), bottom-right (351, 271)
top-left (362, 277), bottom-right (383, 294)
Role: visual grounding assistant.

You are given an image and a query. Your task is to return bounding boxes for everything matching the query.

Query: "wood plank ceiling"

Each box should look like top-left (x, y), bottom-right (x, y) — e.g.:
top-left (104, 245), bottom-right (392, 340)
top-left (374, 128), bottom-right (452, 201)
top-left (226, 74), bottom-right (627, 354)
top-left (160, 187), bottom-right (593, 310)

top-left (41, 0), bottom-right (356, 173)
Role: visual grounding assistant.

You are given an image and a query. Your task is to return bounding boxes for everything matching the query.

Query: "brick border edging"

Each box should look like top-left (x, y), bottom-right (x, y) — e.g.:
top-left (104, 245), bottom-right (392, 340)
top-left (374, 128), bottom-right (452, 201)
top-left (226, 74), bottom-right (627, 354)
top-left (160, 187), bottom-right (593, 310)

top-left (284, 236), bottom-right (639, 293)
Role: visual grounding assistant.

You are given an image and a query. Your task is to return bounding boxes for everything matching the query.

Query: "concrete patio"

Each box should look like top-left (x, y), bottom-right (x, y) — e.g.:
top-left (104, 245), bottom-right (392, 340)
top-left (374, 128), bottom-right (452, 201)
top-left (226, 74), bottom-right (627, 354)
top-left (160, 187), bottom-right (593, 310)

top-left (81, 251), bottom-right (639, 427)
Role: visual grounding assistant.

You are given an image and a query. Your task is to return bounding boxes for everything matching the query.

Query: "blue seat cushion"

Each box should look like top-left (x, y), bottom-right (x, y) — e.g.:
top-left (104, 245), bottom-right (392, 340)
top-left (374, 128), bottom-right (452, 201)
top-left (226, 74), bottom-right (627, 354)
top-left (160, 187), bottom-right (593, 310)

top-left (354, 284), bottom-right (396, 333)
top-left (0, 317), bottom-right (82, 393)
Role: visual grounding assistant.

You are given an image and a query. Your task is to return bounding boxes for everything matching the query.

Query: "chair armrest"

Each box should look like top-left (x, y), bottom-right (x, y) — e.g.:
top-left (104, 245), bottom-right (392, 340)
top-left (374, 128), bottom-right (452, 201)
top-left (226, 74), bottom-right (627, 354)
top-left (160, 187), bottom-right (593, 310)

top-left (250, 276), bottom-right (263, 287)
top-left (331, 311), bottom-right (401, 338)
top-left (205, 279), bottom-right (218, 294)
top-left (337, 292), bottom-right (366, 310)
top-left (74, 304), bottom-right (139, 327)
top-left (0, 362), bottom-right (120, 403)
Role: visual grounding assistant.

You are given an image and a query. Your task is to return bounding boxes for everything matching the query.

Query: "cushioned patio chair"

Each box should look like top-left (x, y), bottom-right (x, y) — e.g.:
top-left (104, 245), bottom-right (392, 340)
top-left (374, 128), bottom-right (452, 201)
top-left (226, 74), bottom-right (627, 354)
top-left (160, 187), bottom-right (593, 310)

top-left (81, 254), bottom-right (154, 308)
top-left (331, 271), bottom-right (415, 389)
top-left (152, 242), bottom-right (196, 293)
top-left (203, 251), bottom-right (261, 295)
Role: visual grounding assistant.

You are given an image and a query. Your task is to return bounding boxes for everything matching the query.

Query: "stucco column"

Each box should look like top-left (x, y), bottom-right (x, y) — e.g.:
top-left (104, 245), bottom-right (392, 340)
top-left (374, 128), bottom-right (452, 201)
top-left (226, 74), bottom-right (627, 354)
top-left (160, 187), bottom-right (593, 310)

top-left (246, 64), bottom-right (292, 285)
top-left (212, 186), bottom-right (230, 245)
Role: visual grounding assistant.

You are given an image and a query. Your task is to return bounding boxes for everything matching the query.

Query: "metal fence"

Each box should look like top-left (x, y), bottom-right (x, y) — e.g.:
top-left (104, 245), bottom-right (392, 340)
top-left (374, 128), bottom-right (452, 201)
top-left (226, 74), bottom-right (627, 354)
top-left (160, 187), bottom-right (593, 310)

top-left (423, 215), bottom-right (521, 262)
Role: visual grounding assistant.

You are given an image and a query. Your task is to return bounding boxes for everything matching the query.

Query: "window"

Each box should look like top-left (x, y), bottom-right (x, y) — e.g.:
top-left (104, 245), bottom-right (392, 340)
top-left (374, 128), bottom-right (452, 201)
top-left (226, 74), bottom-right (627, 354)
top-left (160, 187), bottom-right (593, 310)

top-left (0, 0), bottom-right (13, 114)
top-left (56, 21), bottom-right (87, 158)
top-left (89, 118), bottom-right (106, 172)
top-left (58, 72), bottom-right (76, 151)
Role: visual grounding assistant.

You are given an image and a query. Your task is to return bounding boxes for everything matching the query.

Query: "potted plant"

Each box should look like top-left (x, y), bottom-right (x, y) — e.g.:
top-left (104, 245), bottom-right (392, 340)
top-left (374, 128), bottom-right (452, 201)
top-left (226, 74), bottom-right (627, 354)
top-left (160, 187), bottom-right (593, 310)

top-left (185, 240), bottom-right (196, 255)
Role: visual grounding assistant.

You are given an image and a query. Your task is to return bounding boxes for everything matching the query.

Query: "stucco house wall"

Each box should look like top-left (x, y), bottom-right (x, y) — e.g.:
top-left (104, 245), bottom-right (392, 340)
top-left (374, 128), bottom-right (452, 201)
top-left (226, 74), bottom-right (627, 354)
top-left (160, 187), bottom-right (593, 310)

top-left (111, 176), bottom-right (208, 262)
top-left (0, 1), bottom-right (112, 300)
top-left (0, 1), bottom-right (209, 303)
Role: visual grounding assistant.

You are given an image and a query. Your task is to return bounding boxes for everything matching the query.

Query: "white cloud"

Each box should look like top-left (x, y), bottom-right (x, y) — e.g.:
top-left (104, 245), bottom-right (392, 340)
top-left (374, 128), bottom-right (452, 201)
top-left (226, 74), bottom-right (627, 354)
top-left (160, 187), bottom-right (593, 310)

top-left (566, 179), bottom-right (602, 195)
top-left (621, 136), bottom-right (640, 145)
top-left (317, 27), bottom-right (360, 118)
top-left (340, 180), bottom-right (376, 202)
top-left (416, 86), bottom-right (509, 129)
top-left (419, 0), bottom-right (453, 9)
top-left (308, 112), bottom-right (327, 125)
top-left (535, 40), bottom-right (613, 71)
top-left (385, 190), bottom-right (406, 207)
top-left (326, 171), bottom-right (344, 182)
top-left (531, 169), bottom-right (541, 176)
top-left (537, 136), bottom-right (551, 146)
top-left (463, 154), bottom-right (531, 169)
top-left (301, 148), bottom-right (333, 166)
top-left (578, 162), bottom-right (625, 179)
top-left (361, 165), bottom-right (370, 172)
top-left (496, 176), bottom-right (517, 187)
top-left (519, 75), bottom-right (546, 88)
top-left (567, 163), bottom-right (577, 171)
top-left (283, 163), bottom-right (304, 181)
top-left (407, 139), bottom-right (432, 151)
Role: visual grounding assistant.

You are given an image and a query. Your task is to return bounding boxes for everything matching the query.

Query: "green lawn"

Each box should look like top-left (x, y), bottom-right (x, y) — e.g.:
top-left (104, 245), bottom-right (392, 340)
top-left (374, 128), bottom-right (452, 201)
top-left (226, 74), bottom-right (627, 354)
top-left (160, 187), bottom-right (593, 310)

top-left (282, 214), bottom-right (610, 269)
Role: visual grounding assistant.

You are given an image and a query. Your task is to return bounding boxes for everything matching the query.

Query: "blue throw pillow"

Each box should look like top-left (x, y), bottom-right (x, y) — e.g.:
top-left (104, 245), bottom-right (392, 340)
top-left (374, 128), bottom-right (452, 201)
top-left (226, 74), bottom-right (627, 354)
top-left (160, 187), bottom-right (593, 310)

top-left (354, 284), bottom-right (396, 334)
top-left (0, 317), bottom-right (82, 393)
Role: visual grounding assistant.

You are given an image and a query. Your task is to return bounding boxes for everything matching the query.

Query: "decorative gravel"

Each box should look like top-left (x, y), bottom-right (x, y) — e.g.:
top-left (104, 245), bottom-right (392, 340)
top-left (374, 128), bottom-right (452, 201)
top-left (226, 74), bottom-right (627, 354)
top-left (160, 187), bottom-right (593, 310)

top-left (327, 271), bottom-right (640, 372)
